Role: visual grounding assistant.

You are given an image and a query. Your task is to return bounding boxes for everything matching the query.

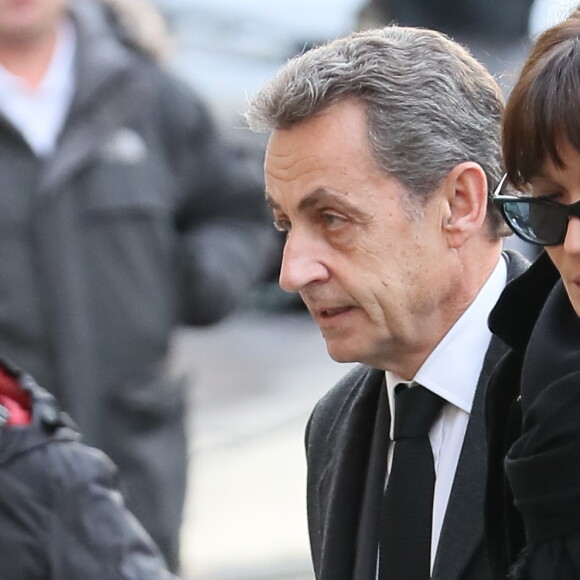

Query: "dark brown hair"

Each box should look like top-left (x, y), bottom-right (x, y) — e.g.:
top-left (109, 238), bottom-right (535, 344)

top-left (503, 8), bottom-right (580, 189)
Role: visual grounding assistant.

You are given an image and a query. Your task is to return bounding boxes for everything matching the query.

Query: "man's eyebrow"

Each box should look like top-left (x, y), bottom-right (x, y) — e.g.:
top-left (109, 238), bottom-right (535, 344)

top-left (299, 188), bottom-right (367, 220)
top-left (265, 193), bottom-right (280, 211)
top-left (266, 188), bottom-right (368, 219)
top-left (297, 188), bottom-right (333, 211)
top-left (265, 189), bottom-right (332, 212)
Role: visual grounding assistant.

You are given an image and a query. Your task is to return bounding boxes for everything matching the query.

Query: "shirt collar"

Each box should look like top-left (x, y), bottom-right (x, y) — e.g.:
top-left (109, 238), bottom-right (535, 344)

top-left (41, 17), bottom-right (76, 94)
top-left (385, 255), bottom-right (507, 414)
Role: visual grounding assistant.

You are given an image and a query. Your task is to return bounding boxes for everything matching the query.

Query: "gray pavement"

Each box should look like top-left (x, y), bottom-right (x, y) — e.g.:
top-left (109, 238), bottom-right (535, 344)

top-left (168, 307), bottom-right (355, 580)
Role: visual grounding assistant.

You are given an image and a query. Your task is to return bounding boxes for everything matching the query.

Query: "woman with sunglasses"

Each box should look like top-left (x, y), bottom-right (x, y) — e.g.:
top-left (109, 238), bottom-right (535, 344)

top-left (486, 7), bottom-right (580, 580)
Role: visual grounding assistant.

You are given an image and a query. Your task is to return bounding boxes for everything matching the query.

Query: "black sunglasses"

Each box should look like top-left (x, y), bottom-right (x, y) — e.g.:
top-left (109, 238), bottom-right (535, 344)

top-left (492, 173), bottom-right (580, 246)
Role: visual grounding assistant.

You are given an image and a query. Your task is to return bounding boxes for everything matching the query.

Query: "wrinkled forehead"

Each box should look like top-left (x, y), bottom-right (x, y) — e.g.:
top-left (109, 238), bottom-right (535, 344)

top-left (264, 102), bottom-right (376, 199)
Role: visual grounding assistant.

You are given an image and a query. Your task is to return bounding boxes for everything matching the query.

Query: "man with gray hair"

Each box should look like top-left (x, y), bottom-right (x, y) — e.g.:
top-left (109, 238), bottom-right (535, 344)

top-left (246, 26), bottom-right (528, 580)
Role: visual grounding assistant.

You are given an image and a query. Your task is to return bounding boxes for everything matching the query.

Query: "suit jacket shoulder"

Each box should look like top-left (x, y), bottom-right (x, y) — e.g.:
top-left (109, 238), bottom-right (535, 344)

top-left (306, 364), bottom-right (384, 580)
top-left (306, 365), bottom-right (376, 448)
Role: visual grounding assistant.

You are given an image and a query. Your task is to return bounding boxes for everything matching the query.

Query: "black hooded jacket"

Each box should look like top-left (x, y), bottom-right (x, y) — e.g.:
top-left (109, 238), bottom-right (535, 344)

top-left (485, 252), bottom-right (580, 579)
top-left (0, 358), bottom-right (177, 580)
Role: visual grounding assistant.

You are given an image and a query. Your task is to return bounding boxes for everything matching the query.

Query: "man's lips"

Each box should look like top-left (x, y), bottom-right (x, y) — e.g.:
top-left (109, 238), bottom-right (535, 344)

top-left (311, 305), bottom-right (354, 319)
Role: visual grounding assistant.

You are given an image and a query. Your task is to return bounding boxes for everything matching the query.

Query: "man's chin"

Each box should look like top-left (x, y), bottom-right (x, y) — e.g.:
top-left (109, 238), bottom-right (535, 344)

top-left (325, 343), bottom-right (359, 364)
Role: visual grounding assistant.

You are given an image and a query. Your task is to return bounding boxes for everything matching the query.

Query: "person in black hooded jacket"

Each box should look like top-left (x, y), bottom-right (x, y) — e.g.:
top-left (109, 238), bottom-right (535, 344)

top-left (0, 355), bottom-right (178, 579)
top-left (485, 7), bottom-right (580, 579)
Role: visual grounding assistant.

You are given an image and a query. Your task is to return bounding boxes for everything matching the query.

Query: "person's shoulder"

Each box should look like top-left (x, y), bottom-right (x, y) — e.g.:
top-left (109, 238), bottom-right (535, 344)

top-left (2, 425), bottom-right (111, 494)
top-left (0, 366), bottom-right (109, 493)
top-left (132, 63), bottom-right (218, 154)
top-left (138, 58), bottom-right (209, 117)
top-left (307, 364), bottom-right (378, 436)
top-left (315, 364), bottom-right (374, 410)
top-left (0, 361), bottom-right (80, 462)
top-left (41, 438), bottom-right (119, 495)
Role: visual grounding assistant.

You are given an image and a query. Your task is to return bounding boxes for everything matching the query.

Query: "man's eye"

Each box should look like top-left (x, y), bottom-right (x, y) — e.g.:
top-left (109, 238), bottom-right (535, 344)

top-left (322, 213), bottom-right (346, 228)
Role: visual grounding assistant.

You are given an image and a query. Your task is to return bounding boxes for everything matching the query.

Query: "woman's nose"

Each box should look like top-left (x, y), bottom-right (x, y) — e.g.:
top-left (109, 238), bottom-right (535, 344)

top-left (563, 216), bottom-right (580, 254)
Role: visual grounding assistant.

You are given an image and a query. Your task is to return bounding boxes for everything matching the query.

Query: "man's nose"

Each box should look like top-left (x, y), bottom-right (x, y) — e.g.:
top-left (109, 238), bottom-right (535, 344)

top-left (278, 232), bottom-right (330, 293)
top-left (564, 216), bottom-right (580, 254)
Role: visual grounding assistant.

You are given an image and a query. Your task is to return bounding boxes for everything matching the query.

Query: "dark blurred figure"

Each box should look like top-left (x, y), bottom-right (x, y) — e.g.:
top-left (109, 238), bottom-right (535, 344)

top-left (358, 0), bottom-right (532, 40)
top-left (358, 0), bottom-right (533, 89)
top-left (357, 0), bottom-right (539, 261)
top-left (0, 357), bottom-right (178, 579)
top-left (486, 7), bottom-right (580, 577)
top-left (0, 0), bottom-right (277, 571)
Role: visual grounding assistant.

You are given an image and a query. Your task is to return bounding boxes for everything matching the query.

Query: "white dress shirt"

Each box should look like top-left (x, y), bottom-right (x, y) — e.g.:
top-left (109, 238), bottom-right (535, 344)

top-left (0, 18), bottom-right (76, 157)
top-left (381, 255), bottom-right (507, 575)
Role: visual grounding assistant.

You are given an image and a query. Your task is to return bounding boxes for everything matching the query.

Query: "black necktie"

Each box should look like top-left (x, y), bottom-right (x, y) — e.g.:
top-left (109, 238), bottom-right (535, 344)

top-left (379, 383), bottom-right (445, 580)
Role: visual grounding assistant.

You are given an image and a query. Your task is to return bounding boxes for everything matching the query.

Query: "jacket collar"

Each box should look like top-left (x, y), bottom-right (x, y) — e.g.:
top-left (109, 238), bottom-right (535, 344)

top-left (0, 356), bottom-right (79, 466)
top-left (313, 366), bottom-right (385, 580)
top-left (68, 0), bottom-right (135, 110)
top-left (489, 251), bottom-right (560, 351)
top-left (38, 0), bottom-right (152, 196)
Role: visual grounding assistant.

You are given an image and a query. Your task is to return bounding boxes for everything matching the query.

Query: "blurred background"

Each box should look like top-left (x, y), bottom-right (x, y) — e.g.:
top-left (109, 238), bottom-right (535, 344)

top-left (149, 0), bottom-right (578, 578)
top-left (155, 0), bottom-right (363, 151)
top-left (154, 0), bottom-right (577, 150)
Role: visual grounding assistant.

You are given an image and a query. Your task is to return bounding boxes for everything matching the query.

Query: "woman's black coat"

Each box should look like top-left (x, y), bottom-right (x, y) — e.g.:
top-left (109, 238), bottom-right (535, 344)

top-left (485, 251), bottom-right (580, 579)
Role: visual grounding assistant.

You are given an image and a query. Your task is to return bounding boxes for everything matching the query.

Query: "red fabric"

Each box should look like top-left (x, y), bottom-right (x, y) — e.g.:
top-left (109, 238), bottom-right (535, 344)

top-left (0, 366), bottom-right (31, 425)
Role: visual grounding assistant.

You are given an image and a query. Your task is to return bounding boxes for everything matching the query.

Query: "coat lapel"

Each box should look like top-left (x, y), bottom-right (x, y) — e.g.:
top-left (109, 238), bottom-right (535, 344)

top-left (314, 368), bottom-right (385, 580)
top-left (39, 71), bottom-right (150, 197)
top-left (432, 250), bottom-right (530, 579)
top-left (432, 334), bottom-right (505, 579)
top-left (353, 380), bottom-right (390, 580)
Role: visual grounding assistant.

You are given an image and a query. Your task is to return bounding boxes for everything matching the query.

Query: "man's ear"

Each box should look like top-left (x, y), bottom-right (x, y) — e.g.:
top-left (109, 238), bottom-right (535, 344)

top-left (441, 162), bottom-right (488, 248)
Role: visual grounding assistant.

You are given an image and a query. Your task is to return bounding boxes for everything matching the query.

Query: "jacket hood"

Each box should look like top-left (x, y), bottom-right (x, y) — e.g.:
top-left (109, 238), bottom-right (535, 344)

top-left (67, 0), bottom-right (142, 113)
top-left (0, 364), bottom-right (30, 426)
top-left (0, 358), bottom-right (79, 466)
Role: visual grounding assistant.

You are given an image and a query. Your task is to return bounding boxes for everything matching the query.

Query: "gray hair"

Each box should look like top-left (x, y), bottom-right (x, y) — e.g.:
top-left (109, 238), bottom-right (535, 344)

top-left (246, 26), bottom-right (509, 238)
